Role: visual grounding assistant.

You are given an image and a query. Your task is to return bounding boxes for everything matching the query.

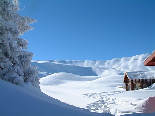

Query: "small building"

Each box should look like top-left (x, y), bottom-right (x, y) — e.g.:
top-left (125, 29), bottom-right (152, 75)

top-left (124, 71), bottom-right (155, 91)
top-left (124, 51), bottom-right (155, 91)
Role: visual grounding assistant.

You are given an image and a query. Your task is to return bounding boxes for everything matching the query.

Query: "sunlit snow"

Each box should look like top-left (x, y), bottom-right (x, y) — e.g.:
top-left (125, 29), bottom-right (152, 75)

top-left (31, 53), bottom-right (155, 116)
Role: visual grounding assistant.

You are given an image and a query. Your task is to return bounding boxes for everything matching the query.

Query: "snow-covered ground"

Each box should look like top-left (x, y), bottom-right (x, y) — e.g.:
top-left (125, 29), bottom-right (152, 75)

top-left (0, 79), bottom-right (107, 116)
top-left (32, 53), bottom-right (155, 116)
top-left (1, 53), bottom-right (155, 116)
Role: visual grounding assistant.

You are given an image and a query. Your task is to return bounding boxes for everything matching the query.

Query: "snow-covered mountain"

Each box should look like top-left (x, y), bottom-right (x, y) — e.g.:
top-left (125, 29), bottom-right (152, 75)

top-left (31, 53), bottom-right (155, 116)
top-left (32, 53), bottom-right (155, 78)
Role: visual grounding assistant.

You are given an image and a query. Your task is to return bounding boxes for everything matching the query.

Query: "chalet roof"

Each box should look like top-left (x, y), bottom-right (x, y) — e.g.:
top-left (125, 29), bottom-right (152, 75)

top-left (126, 71), bottom-right (155, 79)
top-left (144, 51), bottom-right (155, 66)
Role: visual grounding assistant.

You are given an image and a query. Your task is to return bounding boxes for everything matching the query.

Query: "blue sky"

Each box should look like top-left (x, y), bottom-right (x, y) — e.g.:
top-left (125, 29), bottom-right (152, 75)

top-left (19, 0), bottom-right (155, 60)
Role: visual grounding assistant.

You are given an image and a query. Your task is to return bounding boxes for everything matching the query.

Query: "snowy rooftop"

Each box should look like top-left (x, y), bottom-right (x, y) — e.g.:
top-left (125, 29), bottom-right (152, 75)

top-left (127, 71), bottom-right (155, 79)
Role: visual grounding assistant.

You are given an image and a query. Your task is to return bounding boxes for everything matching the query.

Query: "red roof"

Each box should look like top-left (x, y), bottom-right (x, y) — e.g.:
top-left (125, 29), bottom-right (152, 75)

top-left (144, 51), bottom-right (155, 66)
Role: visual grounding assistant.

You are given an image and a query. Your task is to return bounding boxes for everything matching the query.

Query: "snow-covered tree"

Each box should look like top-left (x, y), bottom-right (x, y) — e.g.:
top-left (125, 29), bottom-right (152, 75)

top-left (0, 0), bottom-right (39, 88)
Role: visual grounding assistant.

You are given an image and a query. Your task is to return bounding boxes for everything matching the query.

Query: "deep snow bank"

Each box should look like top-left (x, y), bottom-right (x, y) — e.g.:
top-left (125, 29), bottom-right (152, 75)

top-left (31, 61), bottom-right (97, 77)
top-left (0, 79), bottom-right (109, 116)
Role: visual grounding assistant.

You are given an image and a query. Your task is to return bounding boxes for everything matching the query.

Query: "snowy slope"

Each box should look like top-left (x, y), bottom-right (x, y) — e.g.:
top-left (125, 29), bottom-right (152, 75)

top-left (31, 60), bottom-right (97, 77)
top-left (31, 53), bottom-right (155, 116)
top-left (0, 79), bottom-right (108, 116)
top-left (32, 53), bottom-right (155, 77)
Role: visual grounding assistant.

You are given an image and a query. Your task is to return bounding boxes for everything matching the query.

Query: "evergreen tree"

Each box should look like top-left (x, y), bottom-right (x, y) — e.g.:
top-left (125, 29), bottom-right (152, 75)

top-left (0, 0), bottom-right (39, 88)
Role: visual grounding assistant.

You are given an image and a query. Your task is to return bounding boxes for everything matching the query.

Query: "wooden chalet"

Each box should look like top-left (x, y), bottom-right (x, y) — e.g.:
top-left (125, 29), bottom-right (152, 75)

top-left (124, 71), bottom-right (155, 91)
top-left (124, 51), bottom-right (155, 91)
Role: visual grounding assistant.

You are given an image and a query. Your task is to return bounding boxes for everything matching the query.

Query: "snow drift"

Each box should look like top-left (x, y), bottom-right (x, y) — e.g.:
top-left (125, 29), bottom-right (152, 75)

top-left (0, 79), bottom-right (107, 116)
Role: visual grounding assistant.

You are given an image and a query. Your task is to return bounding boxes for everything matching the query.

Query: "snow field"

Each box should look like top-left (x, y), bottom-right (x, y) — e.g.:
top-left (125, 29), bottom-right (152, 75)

top-left (37, 53), bottom-right (155, 116)
top-left (0, 79), bottom-right (106, 116)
